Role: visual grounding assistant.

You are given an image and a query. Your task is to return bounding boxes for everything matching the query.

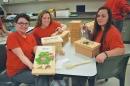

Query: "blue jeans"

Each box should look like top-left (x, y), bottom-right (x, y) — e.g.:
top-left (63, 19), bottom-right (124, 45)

top-left (72, 76), bottom-right (86, 86)
top-left (113, 19), bottom-right (123, 32)
top-left (11, 69), bottom-right (49, 86)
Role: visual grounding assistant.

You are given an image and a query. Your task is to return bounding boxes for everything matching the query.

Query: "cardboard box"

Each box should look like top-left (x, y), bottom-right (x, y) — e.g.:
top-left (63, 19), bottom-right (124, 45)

top-left (41, 36), bottom-right (63, 53)
top-left (32, 46), bottom-right (55, 75)
top-left (74, 39), bottom-right (100, 57)
top-left (68, 20), bottom-right (82, 44)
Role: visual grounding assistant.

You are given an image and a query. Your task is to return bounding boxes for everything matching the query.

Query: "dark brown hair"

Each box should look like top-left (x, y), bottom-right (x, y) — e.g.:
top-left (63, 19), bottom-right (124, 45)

top-left (92, 6), bottom-right (113, 51)
top-left (14, 13), bottom-right (30, 23)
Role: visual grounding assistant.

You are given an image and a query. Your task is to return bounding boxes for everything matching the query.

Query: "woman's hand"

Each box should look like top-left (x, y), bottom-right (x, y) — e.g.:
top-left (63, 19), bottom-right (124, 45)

top-left (51, 27), bottom-right (63, 36)
top-left (81, 24), bottom-right (88, 31)
top-left (96, 52), bottom-right (107, 63)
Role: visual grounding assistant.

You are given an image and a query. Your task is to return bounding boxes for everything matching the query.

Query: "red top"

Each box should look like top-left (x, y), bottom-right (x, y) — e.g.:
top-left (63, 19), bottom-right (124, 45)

top-left (6, 32), bottom-right (37, 77)
top-left (104, 0), bottom-right (130, 20)
top-left (33, 20), bottom-right (61, 39)
top-left (95, 25), bottom-right (124, 52)
top-left (0, 18), bottom-right (3, 29)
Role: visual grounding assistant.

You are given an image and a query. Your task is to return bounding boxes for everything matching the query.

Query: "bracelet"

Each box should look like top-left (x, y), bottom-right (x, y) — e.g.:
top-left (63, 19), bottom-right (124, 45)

top-left (104, 51), bottom-right (108, 58)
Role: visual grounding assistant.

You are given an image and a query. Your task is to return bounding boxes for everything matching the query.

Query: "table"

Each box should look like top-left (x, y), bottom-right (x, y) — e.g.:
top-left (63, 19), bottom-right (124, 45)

top-left (56, 42), bottom-right (97, 86)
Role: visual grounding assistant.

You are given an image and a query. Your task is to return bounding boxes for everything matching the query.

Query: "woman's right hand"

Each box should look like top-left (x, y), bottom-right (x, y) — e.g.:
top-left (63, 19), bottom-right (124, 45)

top-left (81, 24), bottom-right (88, 31)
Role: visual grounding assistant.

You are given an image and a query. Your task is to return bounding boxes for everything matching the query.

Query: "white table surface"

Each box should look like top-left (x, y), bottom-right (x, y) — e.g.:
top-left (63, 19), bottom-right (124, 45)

top-left (56, 42), bottom-right (97, 77)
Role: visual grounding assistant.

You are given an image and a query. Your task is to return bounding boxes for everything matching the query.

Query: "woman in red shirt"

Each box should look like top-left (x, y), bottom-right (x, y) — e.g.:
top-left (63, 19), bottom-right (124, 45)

top-left (79, 6), bottom-right (125, 63)
top-left (91, 7), bottom-right (125, 63)
top-left (6, 13), bottom-right (49, 86)
top-left (33, 10), bottom-right (66, 86)
top-left (33, 10), bottom-right (66, 45)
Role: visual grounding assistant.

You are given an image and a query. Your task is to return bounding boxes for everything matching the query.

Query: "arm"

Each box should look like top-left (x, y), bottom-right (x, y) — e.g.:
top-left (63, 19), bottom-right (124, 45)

top-left (96, 26), bottom-right (125, 63)
top-left (120, 0), bottom-right (130, 13)
top-left (51, 24), bottom-right (67, 36)
top-left (12, 47), bottom-right (33, 70)
top-left (96, 48), bottom-right (125, 63)
top-left (81, 23), bottom-right (93, 40)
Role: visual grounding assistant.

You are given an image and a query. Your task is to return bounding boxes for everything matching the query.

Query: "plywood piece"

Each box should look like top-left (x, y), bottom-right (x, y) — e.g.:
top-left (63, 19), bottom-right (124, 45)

top-left (41, 36), bottom-right (63, 44)
top-left (59, 30), bottom-right (70, 46)
top-left (68, 20), bottom-right (82, 44)
top-left (32, 46), bottom-right (55, 75)
top-left (74, 39), bottom-right (100, 57)
top-left (41, 36), bottom-right (63, 53)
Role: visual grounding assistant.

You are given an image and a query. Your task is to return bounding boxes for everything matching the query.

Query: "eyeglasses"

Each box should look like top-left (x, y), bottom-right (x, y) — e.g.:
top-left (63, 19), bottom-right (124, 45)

top-left (17, 22), bottom-right (29, 26)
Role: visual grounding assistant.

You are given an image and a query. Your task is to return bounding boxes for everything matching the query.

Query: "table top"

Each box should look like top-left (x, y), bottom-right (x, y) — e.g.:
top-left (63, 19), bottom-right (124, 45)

top-left (56, 42), bottom-right (97, 77)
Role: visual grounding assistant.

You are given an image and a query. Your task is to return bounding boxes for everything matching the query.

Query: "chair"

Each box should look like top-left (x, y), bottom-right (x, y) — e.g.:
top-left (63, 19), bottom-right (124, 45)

top-left (0, 44), bottom-right (7, 73)
top-left (96, 54), bottom-right (130, 86)
top-left (0, 44), bottom-right (15, 86)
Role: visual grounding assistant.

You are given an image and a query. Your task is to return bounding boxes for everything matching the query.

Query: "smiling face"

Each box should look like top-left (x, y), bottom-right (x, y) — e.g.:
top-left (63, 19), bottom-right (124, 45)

top-left (96, 9), bottom-right (109, 27)
top-left (15, 17), bottom-right (29, 34)
top-left (41, 13), bottom-right (51, 27)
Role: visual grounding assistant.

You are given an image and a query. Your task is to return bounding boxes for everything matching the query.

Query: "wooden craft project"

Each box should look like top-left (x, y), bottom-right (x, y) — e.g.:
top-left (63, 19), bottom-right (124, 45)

top-left (32, 46), bottom-right (55, 75)
top-left (74, 39), bottom-right (100, 57)
top-left (41, 36), bottom-right (63, 54)
top-left (65, 60), bottom-right (91, 69)
top-left (68, 20), bottom-right (82, 44)
top-left (59, 30), bottom-right (70, 46)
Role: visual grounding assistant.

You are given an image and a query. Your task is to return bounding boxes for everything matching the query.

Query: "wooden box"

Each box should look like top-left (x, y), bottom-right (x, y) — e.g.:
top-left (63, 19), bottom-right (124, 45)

top-left (74, 39), bottom-right (100, 57)
top-left (41, 36), bottom-right (63, 53)
top-left (59, 30), bottom-right (70, 46)
top-left (68, 20), bottom-right (82, 44)
top-left (32, 46), bottom-right (55, 75)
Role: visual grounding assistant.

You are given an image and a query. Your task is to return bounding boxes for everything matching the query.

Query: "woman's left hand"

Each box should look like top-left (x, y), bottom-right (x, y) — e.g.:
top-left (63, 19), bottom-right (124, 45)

top-left (96, 52), bottom-right (107, 63)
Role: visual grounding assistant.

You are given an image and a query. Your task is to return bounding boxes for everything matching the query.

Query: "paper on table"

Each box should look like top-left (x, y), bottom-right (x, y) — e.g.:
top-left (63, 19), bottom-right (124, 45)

top-left (56, 58), bottom-right (69, 69)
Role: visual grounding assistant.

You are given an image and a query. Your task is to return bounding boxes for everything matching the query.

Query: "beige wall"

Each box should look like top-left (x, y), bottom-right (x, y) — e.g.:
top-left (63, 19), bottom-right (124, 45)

top-left (3, 0), bottom-right (105, 13)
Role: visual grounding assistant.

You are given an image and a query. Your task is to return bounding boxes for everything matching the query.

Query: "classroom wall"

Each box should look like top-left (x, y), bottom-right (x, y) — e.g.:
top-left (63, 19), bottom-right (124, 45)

top-left (2, 0), bottom-right (105, 13)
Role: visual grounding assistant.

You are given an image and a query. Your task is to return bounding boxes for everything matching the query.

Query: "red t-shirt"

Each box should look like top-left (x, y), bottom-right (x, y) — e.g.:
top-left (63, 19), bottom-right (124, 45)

top-left (33, 20), bottom-right (61, 39)
top-left (95, 25), bottom-right (124, 52)
top-left (6, 32), bottom-right (37, 77)
top-left (104, 0), bottom-right (130, 20)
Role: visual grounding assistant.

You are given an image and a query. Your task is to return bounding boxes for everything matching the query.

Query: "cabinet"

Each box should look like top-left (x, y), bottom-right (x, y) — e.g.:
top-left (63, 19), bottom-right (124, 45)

top-left (2, 0), bottom-right (91, 5)
top-left (3, 0), bottom-right (35, 4)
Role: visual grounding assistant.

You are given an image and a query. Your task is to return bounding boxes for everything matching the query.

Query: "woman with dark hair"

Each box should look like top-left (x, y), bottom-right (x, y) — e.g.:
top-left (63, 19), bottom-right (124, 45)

top-left (6, 13), bottom-right (49, 86)
top-left (72, 6), bottom-right (125, 86)
top-left (91, 6), bottom-right (124, 63)
top-left (32, 10), bottom-right (66, 45)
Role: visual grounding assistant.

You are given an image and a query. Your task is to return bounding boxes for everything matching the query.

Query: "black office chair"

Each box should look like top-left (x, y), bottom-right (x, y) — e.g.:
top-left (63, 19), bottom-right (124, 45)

top-left (0, 44), bottom-right (15, 86)
top-left (96, 54), bottom-right (130, 86)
